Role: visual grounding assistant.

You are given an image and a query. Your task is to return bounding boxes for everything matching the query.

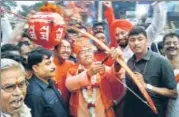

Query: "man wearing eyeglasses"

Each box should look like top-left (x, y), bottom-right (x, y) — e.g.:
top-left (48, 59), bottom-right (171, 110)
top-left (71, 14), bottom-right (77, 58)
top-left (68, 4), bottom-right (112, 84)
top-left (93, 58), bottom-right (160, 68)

top-left (1, 58), bottom-right (31, 117)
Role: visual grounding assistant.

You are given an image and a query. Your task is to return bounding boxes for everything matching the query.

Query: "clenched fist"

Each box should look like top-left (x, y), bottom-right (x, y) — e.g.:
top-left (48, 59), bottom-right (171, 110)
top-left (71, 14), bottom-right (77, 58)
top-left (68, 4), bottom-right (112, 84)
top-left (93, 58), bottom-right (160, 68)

top-left (87, 61), bottom-right (105, 77)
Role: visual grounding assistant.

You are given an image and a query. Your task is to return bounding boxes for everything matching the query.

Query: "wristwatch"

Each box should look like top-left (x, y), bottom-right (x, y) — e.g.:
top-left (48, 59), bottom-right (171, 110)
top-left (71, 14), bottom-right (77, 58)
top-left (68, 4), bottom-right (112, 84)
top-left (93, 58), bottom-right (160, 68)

top-left (146, 84), bottom-right (153, 90)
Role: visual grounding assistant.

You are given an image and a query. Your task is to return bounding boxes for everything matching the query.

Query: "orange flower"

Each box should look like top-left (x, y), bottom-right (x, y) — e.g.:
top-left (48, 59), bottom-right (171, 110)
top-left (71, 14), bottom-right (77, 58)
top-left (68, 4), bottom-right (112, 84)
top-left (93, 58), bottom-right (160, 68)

top-left (40, 2), bottom-right (63, 15)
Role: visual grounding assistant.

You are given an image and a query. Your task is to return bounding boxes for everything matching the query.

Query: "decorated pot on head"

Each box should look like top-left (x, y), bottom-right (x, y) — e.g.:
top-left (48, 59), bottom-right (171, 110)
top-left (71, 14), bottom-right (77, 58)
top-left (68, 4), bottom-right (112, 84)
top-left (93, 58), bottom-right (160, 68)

top-left (28, 2), bottom-right (66, 49)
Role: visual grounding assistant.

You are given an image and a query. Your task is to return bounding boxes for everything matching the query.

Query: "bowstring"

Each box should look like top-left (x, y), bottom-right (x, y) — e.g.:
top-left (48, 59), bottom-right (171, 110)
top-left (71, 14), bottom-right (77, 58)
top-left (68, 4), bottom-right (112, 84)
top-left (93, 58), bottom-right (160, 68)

top-left (116, 78), bottom-right (152, 109)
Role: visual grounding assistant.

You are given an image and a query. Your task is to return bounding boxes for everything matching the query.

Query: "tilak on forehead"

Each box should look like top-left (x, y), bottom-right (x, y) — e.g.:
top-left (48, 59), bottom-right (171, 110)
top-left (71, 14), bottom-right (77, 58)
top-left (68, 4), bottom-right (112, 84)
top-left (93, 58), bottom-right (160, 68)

top-left (72, 37), bottom-right (96, 55)
top-left (1, 58), bottom-right (26, 84)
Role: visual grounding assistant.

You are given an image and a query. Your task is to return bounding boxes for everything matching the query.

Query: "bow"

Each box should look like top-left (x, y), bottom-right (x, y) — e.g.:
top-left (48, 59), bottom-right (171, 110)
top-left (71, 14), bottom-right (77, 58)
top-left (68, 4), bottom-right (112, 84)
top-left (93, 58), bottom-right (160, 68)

top-left (2, 8), bottom-right (158, 114)
top-left (71, 27), bottom-right (158, 114)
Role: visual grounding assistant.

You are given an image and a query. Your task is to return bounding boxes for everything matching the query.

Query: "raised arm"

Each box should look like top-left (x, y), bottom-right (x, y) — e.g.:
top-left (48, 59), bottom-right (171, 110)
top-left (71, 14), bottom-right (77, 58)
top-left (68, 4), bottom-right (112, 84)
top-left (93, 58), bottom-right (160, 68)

top-left (103, 1), bottom-right (118, 48)
top-left (104, 1), bottom-right (115, 26)
top-left (66, 71), bottom-right (91, 92)
top-left (146, 1), bottom-right (167, 45)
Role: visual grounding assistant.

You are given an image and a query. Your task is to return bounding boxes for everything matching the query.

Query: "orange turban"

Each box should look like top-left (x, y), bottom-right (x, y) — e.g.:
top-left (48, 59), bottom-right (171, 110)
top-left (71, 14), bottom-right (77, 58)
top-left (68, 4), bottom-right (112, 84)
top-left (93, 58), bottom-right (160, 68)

top-left (72, 37), bottom-right (96, 55)
top-left (109, 19), bottom-right (133, 47)
top-left (111, 19), bottom-right (133, 33)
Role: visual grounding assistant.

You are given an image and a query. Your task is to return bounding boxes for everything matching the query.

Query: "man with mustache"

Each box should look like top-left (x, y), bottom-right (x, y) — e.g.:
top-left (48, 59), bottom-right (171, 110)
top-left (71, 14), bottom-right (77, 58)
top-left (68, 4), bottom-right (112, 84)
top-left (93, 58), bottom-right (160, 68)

top-left (104, 1), bottom-right (167, 62)
top-left (25, 47), bottom-right (68, 117)
top-left (163, 33), bottom-right (179, 117)
top-left (163, 33), bottom-right (179, 70)
top-left (124, 26), bottom-right (177, 117)
top-left (1, 58), bottom-right (31, 117)
top-left (53, 40), bottom-right (76, 105)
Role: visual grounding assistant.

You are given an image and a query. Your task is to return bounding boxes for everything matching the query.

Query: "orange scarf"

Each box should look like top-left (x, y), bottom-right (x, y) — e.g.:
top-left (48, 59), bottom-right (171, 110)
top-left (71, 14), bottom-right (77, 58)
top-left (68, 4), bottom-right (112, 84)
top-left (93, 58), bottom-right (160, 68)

top-left (53, 57), bottom-right (76, 103)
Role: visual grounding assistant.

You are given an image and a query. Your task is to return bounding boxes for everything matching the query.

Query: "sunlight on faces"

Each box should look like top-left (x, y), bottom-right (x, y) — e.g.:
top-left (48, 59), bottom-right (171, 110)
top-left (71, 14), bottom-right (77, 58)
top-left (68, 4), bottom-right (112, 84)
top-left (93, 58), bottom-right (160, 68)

top-left (1, 68), bottom-right (26, 114)
top-left (56, 40), bottom-right (72, 60)
top-left (78, 47), bottom-right (94, 66)
top-left (33, 56), bottom-right (56, 79)
top-left (163, 36), bottom-right (179, 57)
top-left (94, 33), bottom-right (107, 51)
top-left (115, 27), bottom-right (129, 48)
top-left (128, 33), bottom-right (148, 55)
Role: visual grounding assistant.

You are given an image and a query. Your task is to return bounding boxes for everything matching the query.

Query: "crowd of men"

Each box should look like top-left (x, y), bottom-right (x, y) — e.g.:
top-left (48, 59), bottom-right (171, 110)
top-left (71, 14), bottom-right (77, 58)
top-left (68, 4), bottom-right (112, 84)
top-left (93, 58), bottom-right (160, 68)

top-left (1, 1), bottom-right (179, 117)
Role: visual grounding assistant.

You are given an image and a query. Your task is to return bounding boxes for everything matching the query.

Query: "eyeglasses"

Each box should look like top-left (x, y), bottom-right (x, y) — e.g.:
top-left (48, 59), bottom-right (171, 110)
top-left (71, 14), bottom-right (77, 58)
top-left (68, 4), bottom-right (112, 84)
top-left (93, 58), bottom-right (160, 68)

top-left (79, 49), bottom-right (93, 55)
top-left (1, 79), bottom-right (28, 93)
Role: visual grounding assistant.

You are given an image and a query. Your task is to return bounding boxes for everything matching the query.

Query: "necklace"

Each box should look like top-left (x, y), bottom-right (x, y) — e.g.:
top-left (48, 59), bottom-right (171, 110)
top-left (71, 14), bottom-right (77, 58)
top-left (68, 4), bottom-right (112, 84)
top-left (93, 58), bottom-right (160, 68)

top-left (82, 75), bottom-right (97, 117)
top-left (133, 60), bottom-right (148, 75)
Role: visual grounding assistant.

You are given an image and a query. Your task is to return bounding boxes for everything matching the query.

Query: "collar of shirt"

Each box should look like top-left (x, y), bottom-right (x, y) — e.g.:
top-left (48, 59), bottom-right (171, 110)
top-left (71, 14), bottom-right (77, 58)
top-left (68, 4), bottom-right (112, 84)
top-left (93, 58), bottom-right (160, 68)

top-left (1, 112), bottom-right (11, 117)
top-left (32, 75), bottom-right (48, 90)
top-left (131, 50), bottom-right (152, 62)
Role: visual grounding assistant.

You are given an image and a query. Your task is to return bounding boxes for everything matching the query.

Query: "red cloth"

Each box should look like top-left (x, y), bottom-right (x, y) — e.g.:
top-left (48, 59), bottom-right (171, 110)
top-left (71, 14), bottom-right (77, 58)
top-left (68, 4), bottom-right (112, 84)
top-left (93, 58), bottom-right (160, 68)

top-left (94, 52), bottom-right (125, 100)
top-left (94, 52), bottom-right (114, 67)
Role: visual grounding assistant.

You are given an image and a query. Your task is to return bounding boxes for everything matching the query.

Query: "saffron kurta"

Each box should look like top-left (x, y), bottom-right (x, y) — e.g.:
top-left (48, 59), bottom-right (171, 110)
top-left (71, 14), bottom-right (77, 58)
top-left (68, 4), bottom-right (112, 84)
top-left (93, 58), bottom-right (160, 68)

top-left (66, 65), bottom-right (125, 117)
top-left (53, 57), bottom-right (76, 103)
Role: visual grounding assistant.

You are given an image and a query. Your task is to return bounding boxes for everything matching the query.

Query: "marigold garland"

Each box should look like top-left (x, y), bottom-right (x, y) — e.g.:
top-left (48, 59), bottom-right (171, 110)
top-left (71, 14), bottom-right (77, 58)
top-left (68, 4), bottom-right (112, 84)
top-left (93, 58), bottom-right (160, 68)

top-left (40, 2), bottom-right (63, 15)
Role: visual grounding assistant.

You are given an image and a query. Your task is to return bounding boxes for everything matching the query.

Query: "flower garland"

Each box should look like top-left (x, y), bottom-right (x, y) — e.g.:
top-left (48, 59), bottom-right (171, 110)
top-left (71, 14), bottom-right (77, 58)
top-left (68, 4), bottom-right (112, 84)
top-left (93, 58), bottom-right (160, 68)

top-left (82, 75), bottom-right (97, 117)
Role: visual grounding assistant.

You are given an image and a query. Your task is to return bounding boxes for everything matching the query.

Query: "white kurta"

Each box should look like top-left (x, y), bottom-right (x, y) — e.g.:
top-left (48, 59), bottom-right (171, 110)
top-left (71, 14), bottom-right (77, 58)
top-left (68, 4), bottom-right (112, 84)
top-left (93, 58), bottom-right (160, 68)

top-left (166, 69), bottom-right (179, 117)
top-left (1, 16), bottom-right (12, 43)
top-left (123, 2), bottom-right (167, 62)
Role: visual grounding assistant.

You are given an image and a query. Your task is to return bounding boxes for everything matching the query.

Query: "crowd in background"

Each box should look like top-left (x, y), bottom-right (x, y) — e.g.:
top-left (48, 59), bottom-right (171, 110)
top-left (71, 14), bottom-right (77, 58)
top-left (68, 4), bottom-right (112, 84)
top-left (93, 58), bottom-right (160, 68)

top-left (1, 1), bottom-right (179, 117)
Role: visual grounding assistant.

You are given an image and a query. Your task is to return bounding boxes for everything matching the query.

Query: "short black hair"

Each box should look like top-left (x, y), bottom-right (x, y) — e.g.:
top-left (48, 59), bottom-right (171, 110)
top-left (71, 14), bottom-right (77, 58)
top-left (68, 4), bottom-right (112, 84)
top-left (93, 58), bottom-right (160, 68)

top-left (163, 32), bottom-right (179, 44)
top-left (65, 29), bottom-right (78, 39)
top-left (78, 25), bottom-right (87, 31)
top-left (27, 47), bottom-right (52, 69)
top-left (158, 41), bottom-right (164, 50)
top-left (128, 26), bottom-right (147, 38)
top-left (1, 44), bottom-right (20, 53)
top-left (93, 22), bottom-right (104, 29)
top-left (136, 23), bottom-right (150, 29)
top-left (1, 52), bottom-right (27, 69)
top-left (67, 29), bottom-right (78, 34)
top-left (17, 41), bottom-right (31, 49)
top-left (22, 32), bottom-right (32, 40)
top-left (94, 31), bottom-right (105, 36)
